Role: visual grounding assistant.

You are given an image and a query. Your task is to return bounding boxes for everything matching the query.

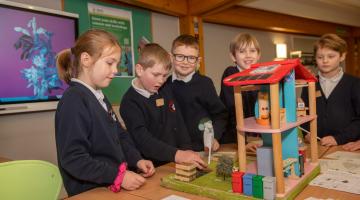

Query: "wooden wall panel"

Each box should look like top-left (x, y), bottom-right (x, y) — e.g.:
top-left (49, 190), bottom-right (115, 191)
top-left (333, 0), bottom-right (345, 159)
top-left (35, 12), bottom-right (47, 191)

top-left (203, 6), bottom-right (352, 37)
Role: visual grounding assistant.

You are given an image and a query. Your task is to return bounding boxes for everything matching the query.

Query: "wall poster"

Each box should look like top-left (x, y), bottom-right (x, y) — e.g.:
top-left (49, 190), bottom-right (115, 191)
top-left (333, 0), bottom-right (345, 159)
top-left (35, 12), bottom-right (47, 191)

top-left (88, 3), bottom-right (134, 77)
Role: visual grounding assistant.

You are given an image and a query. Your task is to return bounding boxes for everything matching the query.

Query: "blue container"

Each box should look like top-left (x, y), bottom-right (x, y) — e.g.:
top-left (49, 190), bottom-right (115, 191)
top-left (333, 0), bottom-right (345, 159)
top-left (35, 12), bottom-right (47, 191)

top-left (243, 173), bottom-right (255, 196)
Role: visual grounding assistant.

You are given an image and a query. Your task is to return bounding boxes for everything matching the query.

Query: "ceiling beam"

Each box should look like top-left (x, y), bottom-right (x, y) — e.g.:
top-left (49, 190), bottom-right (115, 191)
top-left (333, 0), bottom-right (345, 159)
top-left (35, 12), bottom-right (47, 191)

top-left (188, 0), bottom-right (243, 16)
top-left (116, 0), bottom-right (187, 16)
top-left (203, 6), bottom-right (352, 36)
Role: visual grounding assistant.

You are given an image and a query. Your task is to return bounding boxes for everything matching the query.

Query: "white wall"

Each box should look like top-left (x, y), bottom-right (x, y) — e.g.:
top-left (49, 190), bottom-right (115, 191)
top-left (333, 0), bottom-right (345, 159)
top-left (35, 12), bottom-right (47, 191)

top-left (151, 12), bottom-right (179, 52)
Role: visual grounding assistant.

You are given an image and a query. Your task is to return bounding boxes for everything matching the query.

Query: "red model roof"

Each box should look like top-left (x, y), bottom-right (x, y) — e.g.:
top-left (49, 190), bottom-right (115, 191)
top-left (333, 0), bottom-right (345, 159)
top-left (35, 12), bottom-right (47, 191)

top-left (223, 59), bottom-right (317, 87)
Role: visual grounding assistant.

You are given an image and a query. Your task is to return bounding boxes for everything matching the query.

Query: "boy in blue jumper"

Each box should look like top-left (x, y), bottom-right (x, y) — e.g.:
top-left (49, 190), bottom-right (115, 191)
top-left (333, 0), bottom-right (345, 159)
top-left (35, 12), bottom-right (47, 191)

top-left (166, 34), bottom-right (228, 152)
top-left (120, 43), bottom-right (206, 169)
top-left (55, 29), bottom-right (155, 196)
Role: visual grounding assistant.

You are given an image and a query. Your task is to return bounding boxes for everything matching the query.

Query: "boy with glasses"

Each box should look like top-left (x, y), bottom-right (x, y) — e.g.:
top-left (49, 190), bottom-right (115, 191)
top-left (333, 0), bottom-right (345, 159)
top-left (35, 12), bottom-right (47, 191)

top-left (166, 34), bottom-right (228, 152)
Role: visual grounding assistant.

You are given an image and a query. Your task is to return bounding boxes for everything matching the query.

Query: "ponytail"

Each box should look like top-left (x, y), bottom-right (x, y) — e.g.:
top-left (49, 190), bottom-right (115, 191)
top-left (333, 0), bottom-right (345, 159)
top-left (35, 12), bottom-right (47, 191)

top-left (56, 49), bottom-right (73, 84)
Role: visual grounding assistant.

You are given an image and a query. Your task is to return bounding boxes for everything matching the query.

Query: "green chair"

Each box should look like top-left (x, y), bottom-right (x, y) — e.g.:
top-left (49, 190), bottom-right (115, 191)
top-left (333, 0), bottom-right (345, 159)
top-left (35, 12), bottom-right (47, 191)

top-left (0, 160), bottom-right (62, 200)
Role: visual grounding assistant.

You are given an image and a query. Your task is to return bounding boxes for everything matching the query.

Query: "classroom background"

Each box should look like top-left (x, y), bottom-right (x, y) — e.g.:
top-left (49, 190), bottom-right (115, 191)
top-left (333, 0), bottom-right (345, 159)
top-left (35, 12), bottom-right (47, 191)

top-left (1, 0), bottom-right (359, 198)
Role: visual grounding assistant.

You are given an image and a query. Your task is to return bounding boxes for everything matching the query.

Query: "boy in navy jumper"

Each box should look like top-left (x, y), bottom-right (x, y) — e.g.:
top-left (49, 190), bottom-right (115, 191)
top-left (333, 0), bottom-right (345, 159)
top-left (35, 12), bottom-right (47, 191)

top-left (120, 43), bottom-right (206, 169)
top-left (219, 33), bottom-right (262, 152)
top-left (301, 33), bottom-right (360, 146)
top-left (55, 29), bottom-right (154, 196)
top-left (166, 34), bottom-right (228, 152)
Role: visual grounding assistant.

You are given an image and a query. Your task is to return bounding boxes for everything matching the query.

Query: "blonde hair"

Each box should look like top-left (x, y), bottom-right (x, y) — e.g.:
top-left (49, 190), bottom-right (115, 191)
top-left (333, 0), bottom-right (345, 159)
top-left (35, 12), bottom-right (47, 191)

top-left (137, 43), bottom-right (171, 71)
top-left (56, 29), bottom-right (120, 83)
top-left (314, 33), bottom-right (347, 56)
top-left (230, 33), bottom-right (260, 56)
top-left (171, 34), bottom-right (199, 53)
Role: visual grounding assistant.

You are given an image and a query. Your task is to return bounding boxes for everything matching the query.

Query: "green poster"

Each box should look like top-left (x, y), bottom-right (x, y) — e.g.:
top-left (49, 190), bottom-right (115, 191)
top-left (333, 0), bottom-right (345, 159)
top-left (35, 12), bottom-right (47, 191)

top-left (88, 3), bottom-right (134, 77)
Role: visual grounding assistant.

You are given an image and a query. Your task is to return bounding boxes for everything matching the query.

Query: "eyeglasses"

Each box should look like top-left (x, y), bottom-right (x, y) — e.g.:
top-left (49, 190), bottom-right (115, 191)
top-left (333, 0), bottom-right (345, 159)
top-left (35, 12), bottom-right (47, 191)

top-left (172, 54), bottom-right (199, 64)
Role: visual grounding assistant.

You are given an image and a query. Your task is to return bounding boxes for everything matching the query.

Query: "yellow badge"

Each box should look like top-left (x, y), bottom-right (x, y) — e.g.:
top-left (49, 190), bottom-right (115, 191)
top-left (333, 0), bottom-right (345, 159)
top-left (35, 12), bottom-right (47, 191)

top-left (156, 98), bottom-right (164, 107)
top-left (316, 90), bottom-right (322, 98)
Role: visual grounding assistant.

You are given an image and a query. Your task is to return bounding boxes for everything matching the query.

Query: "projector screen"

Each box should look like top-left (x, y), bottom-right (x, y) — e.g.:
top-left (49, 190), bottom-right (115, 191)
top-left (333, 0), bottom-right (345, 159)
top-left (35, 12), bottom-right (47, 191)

top-left (0, 1), bottom-right (78, 114)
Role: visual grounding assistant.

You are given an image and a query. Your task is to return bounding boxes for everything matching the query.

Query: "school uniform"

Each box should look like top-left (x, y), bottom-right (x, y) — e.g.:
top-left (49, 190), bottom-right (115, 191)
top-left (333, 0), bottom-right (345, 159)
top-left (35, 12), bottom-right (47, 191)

top-left (55, 80), bottom-right (142, 196)
top-left (219, 66), bottom-right (257, 143)
top-left (301, 73), bottom-right (360, 144)
top-left (120, 79), bottom-right (192, 167)
top-left (167, 72), bottom-right (228, 151)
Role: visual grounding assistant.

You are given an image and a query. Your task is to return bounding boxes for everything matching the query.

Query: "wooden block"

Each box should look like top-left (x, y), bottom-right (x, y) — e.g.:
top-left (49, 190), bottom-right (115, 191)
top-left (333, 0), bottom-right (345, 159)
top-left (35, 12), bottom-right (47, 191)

top-left (176, 168), bottom-right (197, 177)
top-left (174, 174), bottom-right (196, 182)
top-left (175, 163), bottom-right (196, 171)
top-left (280, 108), bottom-right (286, 124)
top-left (212, 151), bottom-right (238, 162)
top-left (297, 109), bottom-right (307, 117)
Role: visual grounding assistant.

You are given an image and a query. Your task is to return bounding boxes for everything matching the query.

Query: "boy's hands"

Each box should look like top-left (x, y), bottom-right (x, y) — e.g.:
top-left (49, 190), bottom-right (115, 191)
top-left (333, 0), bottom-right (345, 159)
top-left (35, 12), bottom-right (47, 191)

top-left (343, 140), bottom-right (360, 151)
top-left (121, 170), bottom-right (145, 190)
top-left (175, 150), bottom-right (207, 170)
top-left (137, 159), bottom-right (155, 177)
top-left (320, 136), bottom-right (337, 147)
top-left (212, 139), bottom-right (220, 152)
top-left (246, 143), bottom-right (261, 153)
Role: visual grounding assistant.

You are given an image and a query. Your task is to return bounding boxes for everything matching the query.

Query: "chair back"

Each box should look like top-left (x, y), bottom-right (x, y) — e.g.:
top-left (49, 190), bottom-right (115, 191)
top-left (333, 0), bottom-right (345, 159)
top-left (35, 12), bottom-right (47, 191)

top-left (0, 160), bottom-right (62, 200)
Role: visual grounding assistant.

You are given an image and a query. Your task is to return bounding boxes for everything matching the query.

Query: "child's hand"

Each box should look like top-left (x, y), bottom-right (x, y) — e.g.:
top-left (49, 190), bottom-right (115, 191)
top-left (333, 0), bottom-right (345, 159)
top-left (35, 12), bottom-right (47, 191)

top-left (121, 170), bottom-right (146, 190)
top-left (246, 143), bottom-right (261, 153)
top-left (320, 136), bottom-right (337, 147)
top-left (137, 159), bottom-right (155, 177)
top-left (212, 139), bottom-right (220, 152)
top-left (175, 150), bottom-right (207, 170)
top-left (343, 140), bottom-right (360, 151)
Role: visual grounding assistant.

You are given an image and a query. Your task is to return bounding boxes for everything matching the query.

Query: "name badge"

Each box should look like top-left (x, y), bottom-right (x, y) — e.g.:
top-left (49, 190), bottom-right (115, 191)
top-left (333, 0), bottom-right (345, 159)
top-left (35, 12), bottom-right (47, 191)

top-left (315, 90), bottom-right (322, 98)
top-left (156, 98), bottom-right (164, 107)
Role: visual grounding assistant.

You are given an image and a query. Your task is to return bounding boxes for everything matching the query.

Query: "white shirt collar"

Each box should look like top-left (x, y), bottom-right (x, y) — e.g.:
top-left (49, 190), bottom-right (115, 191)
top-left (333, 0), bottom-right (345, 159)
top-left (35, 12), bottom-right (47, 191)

top-left (71, 78), bottom-right (105, 101)
top-left (171, 71), bottom-right (195, 83)
top-left (236, 65), bottom-right (243, 72)
top-left (318, 67), bottom-right (344, 83)
top-left (71, 78), bottom-right (108, 111)
top-left (131, 78), bottom-right (152, 98)
top-left (318, 67), bottom-right (344, 98)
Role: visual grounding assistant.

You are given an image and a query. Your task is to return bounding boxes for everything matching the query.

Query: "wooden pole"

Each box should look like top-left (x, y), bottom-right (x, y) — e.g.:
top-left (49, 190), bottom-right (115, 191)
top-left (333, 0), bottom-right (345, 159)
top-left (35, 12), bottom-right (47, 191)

top-left (308, 82), bottom-right (318, 163)
top-left (234, 86), bottom-right (246, 172)
top-left (270, 83), bottom-right (285, 194)
top-left (179, 15), bottom-right (205, 75)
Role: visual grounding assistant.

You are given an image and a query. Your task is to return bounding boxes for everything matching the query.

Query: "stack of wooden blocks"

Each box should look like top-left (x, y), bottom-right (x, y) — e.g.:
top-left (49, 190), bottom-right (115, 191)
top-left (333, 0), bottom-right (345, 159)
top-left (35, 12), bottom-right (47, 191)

top-left (175, 163), bottom-right (197, 182)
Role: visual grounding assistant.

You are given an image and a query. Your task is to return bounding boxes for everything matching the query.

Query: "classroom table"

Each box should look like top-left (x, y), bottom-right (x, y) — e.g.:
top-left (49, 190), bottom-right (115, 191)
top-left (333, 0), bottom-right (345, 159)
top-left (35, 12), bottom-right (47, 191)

top-left (67, 144), bottom-right (360, 200)
top-left (68, 163), bottom-right (211, 200)
top-left (295, 145), bottom-right (360, 200)
top-left (0, 157), bottom-right (11, 163)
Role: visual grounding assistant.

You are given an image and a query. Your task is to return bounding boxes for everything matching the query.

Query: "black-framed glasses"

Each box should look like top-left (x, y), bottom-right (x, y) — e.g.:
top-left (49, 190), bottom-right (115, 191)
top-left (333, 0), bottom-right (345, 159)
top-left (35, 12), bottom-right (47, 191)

top-left (172, 54), bottom-right (199, 64)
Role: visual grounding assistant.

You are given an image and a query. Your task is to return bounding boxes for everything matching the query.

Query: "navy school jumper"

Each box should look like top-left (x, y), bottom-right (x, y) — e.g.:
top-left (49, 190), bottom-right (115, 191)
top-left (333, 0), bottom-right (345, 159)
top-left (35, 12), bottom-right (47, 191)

top-left (167, 72), bottom-right (228, 151)
top-left (120, 83), bottom-right (192, 167)
top-left (220, 66), bottom-right (257, 144)
top-left (55, 82), bottom-right (142, 196)
top-left (301, 74), bottom-right (360, 144)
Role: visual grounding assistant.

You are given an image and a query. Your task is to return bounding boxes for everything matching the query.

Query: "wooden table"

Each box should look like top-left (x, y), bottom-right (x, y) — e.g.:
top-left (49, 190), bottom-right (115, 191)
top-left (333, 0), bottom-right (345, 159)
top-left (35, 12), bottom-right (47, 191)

top-left (69, 163), bottom-right (211, 200)
top-left (295, 145), bottom-right (360, 200)
top-left (0, 157), bottom-right (11, 163)
top-left (68, 144), bottom-right (360, 200)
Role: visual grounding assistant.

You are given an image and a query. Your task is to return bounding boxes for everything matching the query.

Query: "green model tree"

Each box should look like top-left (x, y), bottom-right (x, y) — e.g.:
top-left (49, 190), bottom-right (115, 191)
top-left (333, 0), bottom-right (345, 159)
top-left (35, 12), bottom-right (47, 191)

top-left (216, 155), bottom-right (233, 180)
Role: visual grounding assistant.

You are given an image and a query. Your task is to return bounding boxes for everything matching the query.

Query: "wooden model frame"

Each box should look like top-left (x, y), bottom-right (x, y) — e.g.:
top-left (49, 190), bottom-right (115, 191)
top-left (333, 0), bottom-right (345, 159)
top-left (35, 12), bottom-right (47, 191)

top-left (230, 59), bottom-right (319, 196)
top-left (160, 59), bottom-right (319, 200)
